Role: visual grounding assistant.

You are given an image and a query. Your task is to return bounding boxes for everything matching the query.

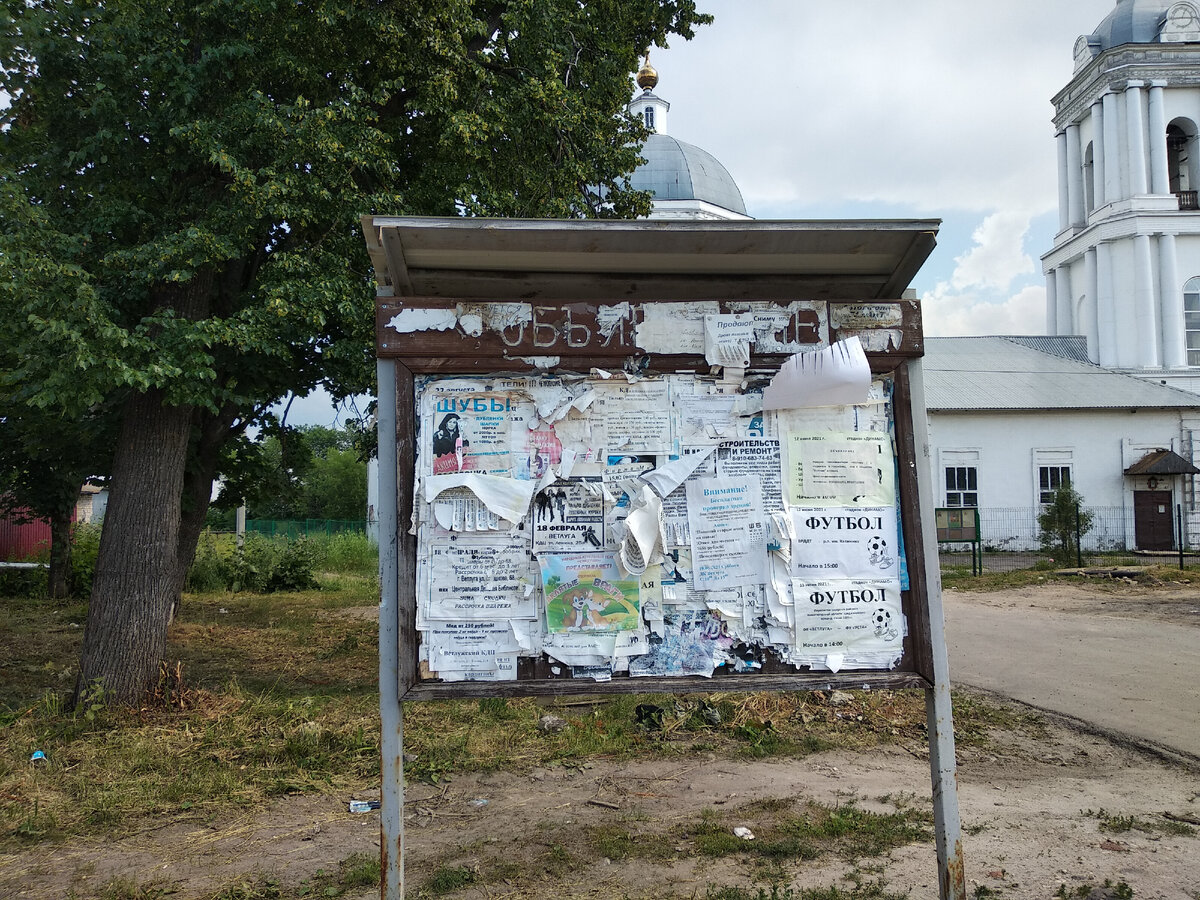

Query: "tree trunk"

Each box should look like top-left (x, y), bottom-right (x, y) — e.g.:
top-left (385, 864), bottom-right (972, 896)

top-left (48, 503), bottom-right (74, 600)
top-left (168, 404), bottom-right (240, 610)
top-left (77, 388), bottom-right (195, 705)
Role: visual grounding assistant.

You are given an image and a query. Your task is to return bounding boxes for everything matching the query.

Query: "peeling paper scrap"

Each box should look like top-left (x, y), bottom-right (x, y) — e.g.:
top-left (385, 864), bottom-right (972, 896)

top-left (640, 448), bottom-right (715, 498)
top-left (762, 336), bottom-right (870, 410)
top-left (386, 308), bottom-right (458, 334)
top-left (704, 314), bottom-right (755, 368)
top-left (635, 301), bottom-right (719, 355)
top-left (424, 474), bottom-right (536, 524)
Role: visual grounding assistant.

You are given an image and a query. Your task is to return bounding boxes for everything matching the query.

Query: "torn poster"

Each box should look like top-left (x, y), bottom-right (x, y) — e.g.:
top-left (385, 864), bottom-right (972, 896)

top-left (424, 621), bottom-right (521, 676)
top-left (628, 610), bottom-right (734, 678)
top-left (685, 476), bottom-right (769, 590)
top-left (704, 314), bottom-right (756, 368)
top-left (541, 553), bottom-right (641, 633)
top-left (420, 534), bottom-right (536, 622)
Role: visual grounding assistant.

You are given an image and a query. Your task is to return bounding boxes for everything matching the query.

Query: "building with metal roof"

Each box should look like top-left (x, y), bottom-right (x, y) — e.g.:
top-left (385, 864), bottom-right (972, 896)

top-left (924, 336), bottom-right (1200, 411)
top-left (924, 336), bottom-right (1200, 550)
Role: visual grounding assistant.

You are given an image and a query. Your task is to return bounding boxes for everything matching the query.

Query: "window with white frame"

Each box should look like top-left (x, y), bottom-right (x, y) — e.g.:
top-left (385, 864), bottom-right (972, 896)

top-left (643, 107), bottom-right (655, 131)
top-left (1185, 276), bottom-right (1200, 366)
top-left (945, 466), bottom-right (978, 507)
top-left (1038, 465), bottom-right (1071, 504)
top-left (941, 449), bottom-right (980, 507)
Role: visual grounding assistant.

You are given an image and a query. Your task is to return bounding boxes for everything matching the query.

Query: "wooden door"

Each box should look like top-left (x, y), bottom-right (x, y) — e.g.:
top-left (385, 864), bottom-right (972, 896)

top-left (1134, 490), bottom-right (1174, 551)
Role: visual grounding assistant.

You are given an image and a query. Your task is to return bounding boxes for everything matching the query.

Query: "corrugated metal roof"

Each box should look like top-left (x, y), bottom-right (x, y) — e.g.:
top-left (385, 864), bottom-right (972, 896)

top-left (1001, 335), bottom-right (1092, 362)
top-left (924, 336), bottom-right (1200, 411)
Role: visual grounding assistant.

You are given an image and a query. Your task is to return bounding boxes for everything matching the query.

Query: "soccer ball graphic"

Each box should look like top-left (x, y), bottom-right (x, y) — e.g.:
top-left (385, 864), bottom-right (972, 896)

top-left (872, 607), bottom-right (897, 641)
top-left (866, 535), bottom-right (893, 569)
top-left (866, 535), bottom-right (886, 555)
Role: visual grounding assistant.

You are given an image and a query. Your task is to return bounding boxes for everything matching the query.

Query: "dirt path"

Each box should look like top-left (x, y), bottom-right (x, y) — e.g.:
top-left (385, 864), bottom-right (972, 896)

top-left (943, 579), bottom-right (1200, 763)
top-left (3, 580), bottom-right (1200, 899)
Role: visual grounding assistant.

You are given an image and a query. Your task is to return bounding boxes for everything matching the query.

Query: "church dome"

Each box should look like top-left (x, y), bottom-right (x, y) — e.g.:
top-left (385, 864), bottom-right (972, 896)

top-left (1089, 0), bottom-right (1172, 51)
top-left (628, 133), bottom-right (748, 216)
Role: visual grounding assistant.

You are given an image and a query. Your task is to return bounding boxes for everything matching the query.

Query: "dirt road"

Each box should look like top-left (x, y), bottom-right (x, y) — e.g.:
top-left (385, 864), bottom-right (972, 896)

top-left (943, 578), bottom-right (1200, 763)
top-left (3, 579), bottom-right (1199, 899)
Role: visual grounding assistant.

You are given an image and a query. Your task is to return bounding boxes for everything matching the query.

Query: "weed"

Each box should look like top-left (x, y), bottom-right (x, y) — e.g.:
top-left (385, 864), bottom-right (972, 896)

top-left (1055, 880), bottom-right (1134, 899)
top-left (421, 864), bottom-right (476, 895)
top-left (338, 851), bottom-right (381, 888)
top-left (705, 880), bottom-right (907, 900)
top-left (208, 875), bottom-right (283, 899)
top-left (1085, 807), bottom-right (1197, 837)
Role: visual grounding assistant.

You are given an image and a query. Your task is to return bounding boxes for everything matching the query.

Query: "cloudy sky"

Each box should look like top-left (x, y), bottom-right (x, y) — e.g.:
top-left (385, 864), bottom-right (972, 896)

top-left (647, 0), bottom-right (1122, 337)
top-left (291, 0), bottom-right (1121, 426)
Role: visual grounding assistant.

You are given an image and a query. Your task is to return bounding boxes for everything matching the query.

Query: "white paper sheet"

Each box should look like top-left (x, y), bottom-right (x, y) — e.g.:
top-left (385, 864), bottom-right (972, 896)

top-left (762, 337), bottom-right (870, 410)
top-left (685, 476), bottom-right (769, 591)
top-left (424, 473), bottom-right (536, 524)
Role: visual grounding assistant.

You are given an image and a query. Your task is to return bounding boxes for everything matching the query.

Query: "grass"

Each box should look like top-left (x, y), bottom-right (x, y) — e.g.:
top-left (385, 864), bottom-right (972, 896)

top-left (0, 565), bottom-right (1043, 853)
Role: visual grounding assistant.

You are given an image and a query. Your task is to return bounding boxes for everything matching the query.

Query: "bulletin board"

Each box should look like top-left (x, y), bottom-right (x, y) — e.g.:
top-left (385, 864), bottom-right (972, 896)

top-left (377, 297), bottom-right (938, 701)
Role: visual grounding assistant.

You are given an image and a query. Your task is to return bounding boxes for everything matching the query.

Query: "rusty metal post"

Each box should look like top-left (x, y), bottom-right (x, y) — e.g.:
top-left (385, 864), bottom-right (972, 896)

top-left (908, 359), bottom-right (968, 900)
top-left (377, 359), bottom-right (405, 899)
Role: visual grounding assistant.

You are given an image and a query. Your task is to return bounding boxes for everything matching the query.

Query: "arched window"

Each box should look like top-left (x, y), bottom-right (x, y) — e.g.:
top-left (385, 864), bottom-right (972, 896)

top-left (1168, 121), bottom-right (1198, 194)
top-left (643, 107), bottom-right (655, 131)
top-left (1083, 142), bottom-right (1095, 213)
top-left (1185, 276), bottom-right (1200, 365)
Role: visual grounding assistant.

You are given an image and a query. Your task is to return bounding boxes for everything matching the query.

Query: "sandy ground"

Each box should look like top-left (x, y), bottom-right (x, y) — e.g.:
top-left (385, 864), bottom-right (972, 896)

top-left (2, 579), bottom-right (1198, 900)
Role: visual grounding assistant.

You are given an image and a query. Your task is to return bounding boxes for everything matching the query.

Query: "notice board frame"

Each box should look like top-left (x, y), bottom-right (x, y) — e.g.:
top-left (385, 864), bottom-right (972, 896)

top-left (375, 294), bottom-right (965, 900)
top-left (380, 297), bottom-right (937, 700)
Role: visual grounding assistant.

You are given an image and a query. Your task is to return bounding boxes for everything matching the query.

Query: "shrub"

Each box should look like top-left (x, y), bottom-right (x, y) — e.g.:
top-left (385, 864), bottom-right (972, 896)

top-left (1037, 483), bottom-right (1094, 562)
top-left (70, 523), bottom-right (103, 598)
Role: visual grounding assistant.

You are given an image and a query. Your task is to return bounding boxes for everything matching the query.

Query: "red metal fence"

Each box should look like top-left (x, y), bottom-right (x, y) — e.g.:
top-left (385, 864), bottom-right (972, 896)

top-left (0, 514), bottom-right (52, 561)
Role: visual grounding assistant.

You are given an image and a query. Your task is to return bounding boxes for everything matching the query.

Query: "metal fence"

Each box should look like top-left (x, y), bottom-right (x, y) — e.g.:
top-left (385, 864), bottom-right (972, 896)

top-left (245, 518), bottom-right (367, 539)
top-left (936, 505), bottom-right (1192, 574)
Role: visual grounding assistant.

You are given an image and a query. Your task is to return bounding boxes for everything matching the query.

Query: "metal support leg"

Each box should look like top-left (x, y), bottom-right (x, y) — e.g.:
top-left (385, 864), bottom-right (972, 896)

top-left (378, 359), bottom-right (405, 899)
top-left (909, 359), bottom-right (967, 899)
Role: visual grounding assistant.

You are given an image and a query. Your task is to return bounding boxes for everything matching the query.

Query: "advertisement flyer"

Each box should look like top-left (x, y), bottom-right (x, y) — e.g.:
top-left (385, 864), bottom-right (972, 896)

top-left (593, 379), bottom-right (674, 454)
top-left (784, 431), bottom-right (895, 507)
top-left (421, 534), bottom-right (536, 621)
top-left (541, 553), bottom-right (641, 633)
top-left (790, 507), bottom-right (900, 579)
top-left (424, 621), bottom-right (520, 678)
top-left (426, 391), bottom-right (531, 476)
top-left (791, 578), bottom-right (904, 657)
top-left (715, 440), bottom-right (784, 511)
top-left (531, 478), bottom-right (605, 553)
top-left (685, 476), bottom-right (769, 590)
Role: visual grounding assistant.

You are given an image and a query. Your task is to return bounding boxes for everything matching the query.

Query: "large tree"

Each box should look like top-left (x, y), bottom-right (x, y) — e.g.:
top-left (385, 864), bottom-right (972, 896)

top-left (0, 0), bottom-right (710, 704)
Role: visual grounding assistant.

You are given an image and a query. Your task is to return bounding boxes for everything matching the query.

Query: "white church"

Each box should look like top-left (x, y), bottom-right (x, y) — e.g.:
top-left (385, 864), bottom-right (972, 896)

top-left (628, 31), bottom-right (1200, 553)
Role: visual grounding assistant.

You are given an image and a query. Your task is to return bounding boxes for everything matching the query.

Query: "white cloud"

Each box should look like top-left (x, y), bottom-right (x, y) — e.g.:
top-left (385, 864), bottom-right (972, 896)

top-left (651, 0), bottom-right (1114, 217)
top-left (950, 212), bottom-right (1036, 292)
top-left (924, 284), bottom-right (1047, 337)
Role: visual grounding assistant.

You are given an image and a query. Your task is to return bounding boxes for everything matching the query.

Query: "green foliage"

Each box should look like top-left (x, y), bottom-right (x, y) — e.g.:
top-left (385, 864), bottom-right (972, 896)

top-left (69, 524), bottom-right (103, 598)
top-left (187, 531), bottom-right (361, 592)
top-left (215, 424), bottom-right (367, 521)
top-left (1, 0), bottom-right (711, 701)
top-left (1038, 482), bottom-right (1095, 561)
top-left (0, 566), bottom-right (46, 598)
